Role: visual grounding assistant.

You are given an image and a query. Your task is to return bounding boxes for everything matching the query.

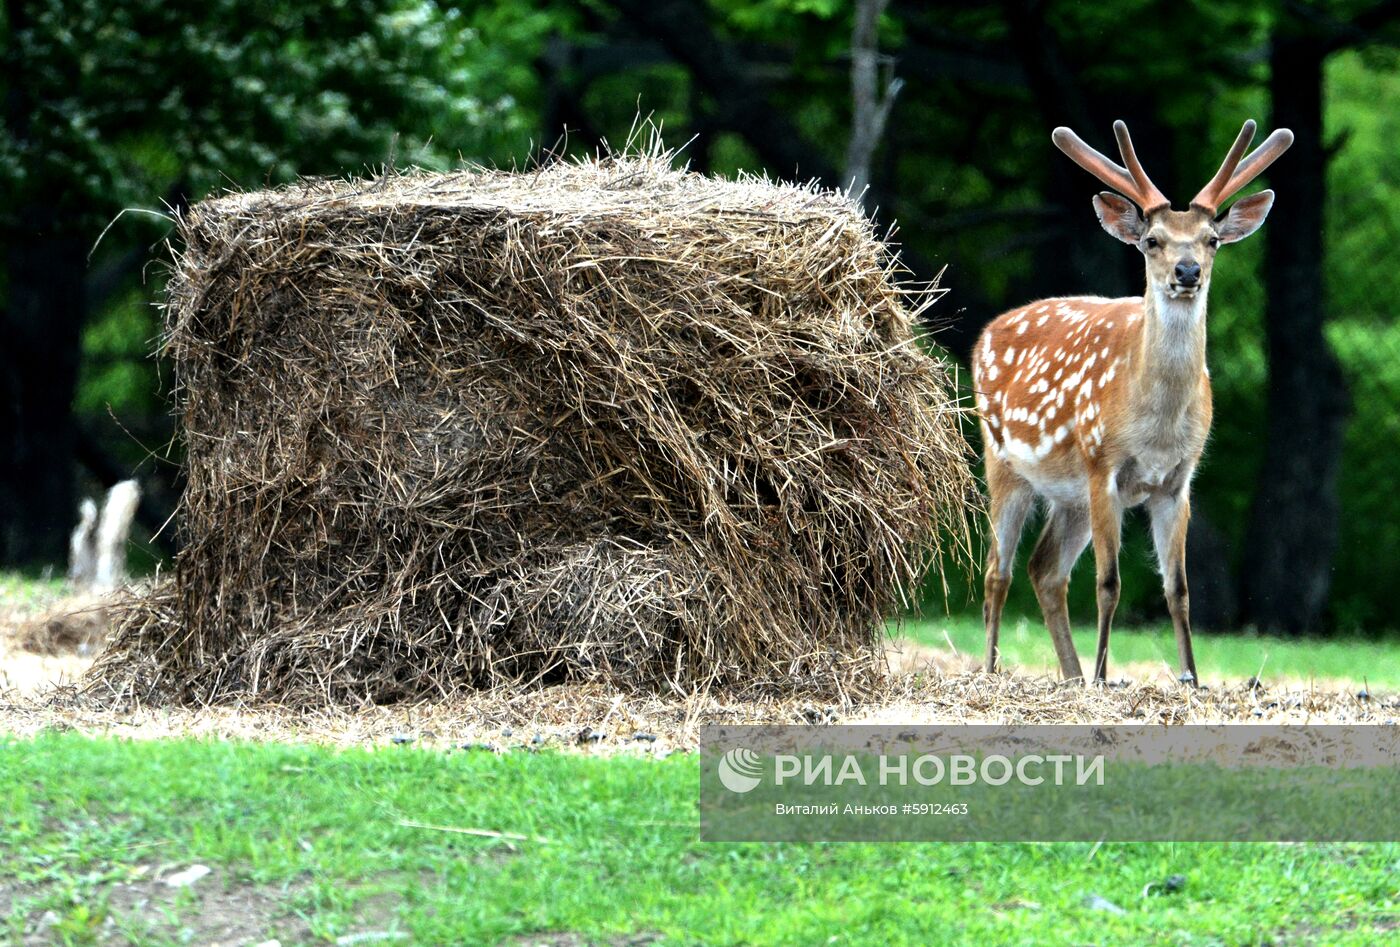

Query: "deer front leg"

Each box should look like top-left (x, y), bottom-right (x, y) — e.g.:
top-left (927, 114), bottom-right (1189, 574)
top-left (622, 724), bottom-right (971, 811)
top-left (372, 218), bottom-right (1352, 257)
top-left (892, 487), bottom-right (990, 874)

top-left (1088, 473), bottom-right (1123, 683)
top-left (1027, 503), bottom-right (1091, 682)
top-left (1148, 489), bottom-right (1199, 686)
top-left (983, 455), bottom-right (1034, 674)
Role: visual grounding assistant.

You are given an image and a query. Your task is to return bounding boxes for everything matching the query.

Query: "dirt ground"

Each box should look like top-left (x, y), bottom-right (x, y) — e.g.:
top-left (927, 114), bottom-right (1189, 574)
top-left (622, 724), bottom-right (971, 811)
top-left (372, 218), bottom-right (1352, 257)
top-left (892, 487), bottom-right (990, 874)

top-left (2, 593), bottom-right (1394, 754)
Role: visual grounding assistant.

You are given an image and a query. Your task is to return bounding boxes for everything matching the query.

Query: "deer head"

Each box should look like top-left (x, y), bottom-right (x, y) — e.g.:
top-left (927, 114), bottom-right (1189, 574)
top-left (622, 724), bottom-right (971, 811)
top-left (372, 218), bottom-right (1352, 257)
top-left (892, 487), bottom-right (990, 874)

top-left (1052, 120), bottom-right (1293, 305)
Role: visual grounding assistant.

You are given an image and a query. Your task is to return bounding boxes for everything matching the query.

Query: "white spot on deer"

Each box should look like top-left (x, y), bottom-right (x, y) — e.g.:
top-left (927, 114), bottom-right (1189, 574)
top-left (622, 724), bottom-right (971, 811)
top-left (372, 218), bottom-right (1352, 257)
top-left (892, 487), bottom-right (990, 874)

top-left (1017, 321), bottom-right (1028, 335)
top-left (1003, 347), bottom-right (1016, 365)
top-left (1046, 405), bottom-right (1057, 420)
top-left (1037, 315), bottom-right (1049, 326)
top-left (986, 362), bottom-right (999, 381)
top-left (1079, 378), bottom-right (1094, 401)
top-left (1054, 422), bottom-right (1071, 443)
top-left (1004, 432), bottom-right (1057, 463)
top-left (1036, 305), bottom-right (1049, 313)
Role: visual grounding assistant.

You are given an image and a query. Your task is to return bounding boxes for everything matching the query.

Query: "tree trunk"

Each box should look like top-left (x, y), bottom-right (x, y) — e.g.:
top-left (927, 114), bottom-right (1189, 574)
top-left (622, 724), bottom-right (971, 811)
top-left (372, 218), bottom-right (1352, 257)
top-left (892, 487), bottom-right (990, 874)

top-left (1185, 513), bottom-right (1237, 631)
top-left (1240, 33), bottom-right (1350, 635)
top-left (845, 0), bottom-right (900, 205)
top-left (0, 214), bottom-right (87, 567)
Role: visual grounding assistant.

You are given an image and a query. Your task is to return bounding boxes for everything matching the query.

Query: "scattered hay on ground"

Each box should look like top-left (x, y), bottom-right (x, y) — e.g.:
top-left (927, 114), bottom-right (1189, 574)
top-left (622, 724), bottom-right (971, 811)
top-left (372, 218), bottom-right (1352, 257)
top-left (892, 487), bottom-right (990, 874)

top-left (0, 591), bottom-right (113, 697)
top-left (6, 665), bottom-right (1390, 754)
top-left (89, 137), bottom-right (977, 706)
top-left (13, 596), bottom-right (111, 656)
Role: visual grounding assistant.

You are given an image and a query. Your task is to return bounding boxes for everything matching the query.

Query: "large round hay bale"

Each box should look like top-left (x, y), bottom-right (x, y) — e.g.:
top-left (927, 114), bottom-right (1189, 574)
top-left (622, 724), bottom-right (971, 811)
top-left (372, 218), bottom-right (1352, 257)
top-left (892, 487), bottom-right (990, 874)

top-left (89, 148), bottom-right (974, 704)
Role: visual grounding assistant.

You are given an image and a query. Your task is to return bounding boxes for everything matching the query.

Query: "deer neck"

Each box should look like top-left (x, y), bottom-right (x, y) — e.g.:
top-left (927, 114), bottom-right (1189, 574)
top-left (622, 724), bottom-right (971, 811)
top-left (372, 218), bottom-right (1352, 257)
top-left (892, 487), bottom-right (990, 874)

top-left (1130, 282), bottom-right (1208, 420)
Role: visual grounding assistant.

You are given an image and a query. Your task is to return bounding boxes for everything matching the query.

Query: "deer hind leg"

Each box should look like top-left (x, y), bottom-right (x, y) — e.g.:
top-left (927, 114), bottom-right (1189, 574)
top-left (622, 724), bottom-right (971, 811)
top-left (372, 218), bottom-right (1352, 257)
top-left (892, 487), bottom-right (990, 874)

top-left (1027, 502), bottom-right (1091, 682)
top-left (982, 453), bottom-right (1035, 673)
top-left (1148, 489), bottom-right (1199, 686)
top-left (1087, 474), bottom-right (1124, 683)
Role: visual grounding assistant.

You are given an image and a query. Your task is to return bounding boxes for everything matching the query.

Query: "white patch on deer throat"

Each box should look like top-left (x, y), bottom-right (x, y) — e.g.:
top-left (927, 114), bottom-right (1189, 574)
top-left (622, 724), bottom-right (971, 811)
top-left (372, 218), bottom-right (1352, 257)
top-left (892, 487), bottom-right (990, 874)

top-left (1153, 287), bottom-right (1207, 326)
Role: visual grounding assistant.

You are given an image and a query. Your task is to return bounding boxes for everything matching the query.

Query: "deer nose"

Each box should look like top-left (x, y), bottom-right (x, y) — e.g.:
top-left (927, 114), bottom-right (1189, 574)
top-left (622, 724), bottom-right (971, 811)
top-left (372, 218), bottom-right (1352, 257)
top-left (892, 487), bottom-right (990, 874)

top-left (1174, 261), bottom-right (1201, 286)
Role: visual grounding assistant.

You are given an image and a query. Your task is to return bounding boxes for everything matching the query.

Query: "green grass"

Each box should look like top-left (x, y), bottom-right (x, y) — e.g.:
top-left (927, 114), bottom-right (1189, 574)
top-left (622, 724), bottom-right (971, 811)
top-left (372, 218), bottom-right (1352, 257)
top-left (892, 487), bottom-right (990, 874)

top-left (900, 614), bottom-right (1400, 689)
top-left (0, 573), bottom-right (66, 610)
top-left (2, 735), bottom-right (1398, 945)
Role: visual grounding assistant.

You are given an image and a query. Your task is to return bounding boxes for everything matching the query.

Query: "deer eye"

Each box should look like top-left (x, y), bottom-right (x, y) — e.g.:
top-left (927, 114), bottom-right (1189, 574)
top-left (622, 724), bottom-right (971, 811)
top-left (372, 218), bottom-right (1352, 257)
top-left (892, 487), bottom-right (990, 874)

top-left (1144, 237), bottom-right (1159, 249)
top-left (1208, 236), bottom-right (1220, 249)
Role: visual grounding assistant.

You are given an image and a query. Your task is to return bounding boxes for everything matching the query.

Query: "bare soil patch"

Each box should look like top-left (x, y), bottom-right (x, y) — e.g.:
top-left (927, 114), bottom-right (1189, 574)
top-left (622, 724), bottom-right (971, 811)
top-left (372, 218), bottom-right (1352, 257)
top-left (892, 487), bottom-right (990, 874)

top-left (0, 866), bottom-right (321, 947)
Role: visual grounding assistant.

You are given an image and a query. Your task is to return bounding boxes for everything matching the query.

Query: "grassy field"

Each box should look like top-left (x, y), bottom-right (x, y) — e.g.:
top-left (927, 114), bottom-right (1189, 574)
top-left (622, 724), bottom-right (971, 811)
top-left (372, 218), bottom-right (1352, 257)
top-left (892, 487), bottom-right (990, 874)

top-left (1, 734), bottom-right (1396, 945)
top-left (901, 614), bottom-right (1400, 689)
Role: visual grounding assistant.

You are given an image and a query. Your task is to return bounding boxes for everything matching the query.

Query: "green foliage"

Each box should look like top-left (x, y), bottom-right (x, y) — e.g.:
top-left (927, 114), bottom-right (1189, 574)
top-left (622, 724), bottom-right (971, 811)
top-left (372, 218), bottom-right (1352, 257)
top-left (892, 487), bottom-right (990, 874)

top-left (75, 289), bottom-right (162, 416)
top-left (1320, 51), bottom-right (1400, 631)
top-left (1327, 320), bottom-right (1400, 631)
top-left (3, 0), bottom-right (564, 418)
top-left (1, 0), bottom-right (550, 222)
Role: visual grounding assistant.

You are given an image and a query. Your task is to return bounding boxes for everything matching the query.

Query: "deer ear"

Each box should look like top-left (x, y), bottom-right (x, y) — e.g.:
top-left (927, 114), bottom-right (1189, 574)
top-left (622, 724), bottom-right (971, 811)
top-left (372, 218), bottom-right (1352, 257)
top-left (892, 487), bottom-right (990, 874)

top-left (1092, 192), bottom-right (1145, 244)
top-left (1216, 190), bottom-right (1275, 244)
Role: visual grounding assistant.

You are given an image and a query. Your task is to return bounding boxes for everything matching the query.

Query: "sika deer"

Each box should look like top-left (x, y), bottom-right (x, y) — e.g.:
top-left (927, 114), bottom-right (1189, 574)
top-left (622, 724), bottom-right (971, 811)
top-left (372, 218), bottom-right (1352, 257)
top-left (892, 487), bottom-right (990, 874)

top-left (976, 120), bottom-right (1292, 684)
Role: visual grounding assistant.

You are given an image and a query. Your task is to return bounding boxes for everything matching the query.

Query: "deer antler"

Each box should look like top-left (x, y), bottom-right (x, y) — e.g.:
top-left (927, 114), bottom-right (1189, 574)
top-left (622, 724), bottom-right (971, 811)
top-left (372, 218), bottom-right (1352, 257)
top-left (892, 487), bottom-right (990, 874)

top-left (1052, 120), bottom-right (1170, 214)
top-left (1191, 120), bottom-right (1294, 213)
